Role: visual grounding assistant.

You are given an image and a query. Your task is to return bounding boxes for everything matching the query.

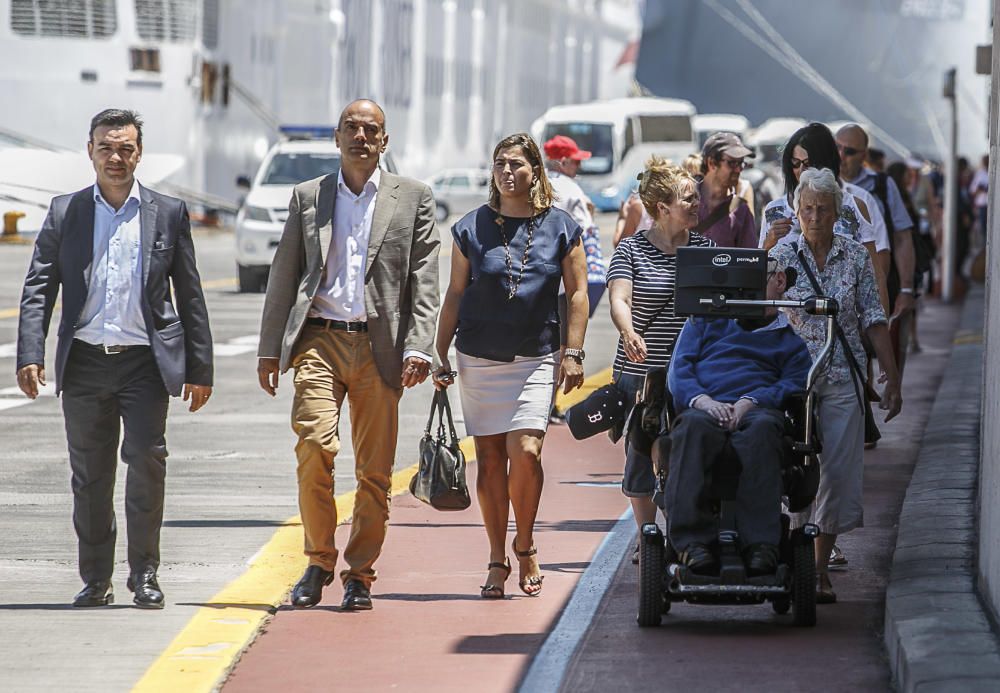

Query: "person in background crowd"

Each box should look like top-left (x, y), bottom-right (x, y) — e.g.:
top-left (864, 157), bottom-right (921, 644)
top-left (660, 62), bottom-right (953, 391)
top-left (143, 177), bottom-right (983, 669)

top-left (889, 161), bottom-right (932, 354)
top-left (696, 132), bottom-right (758, 248)
top-left (607, 157), bottom-right (714, 563)
top-left (836, 124), bottom-right (917, 324)
top-left (543, 135), bottom-right (606, 423)
top-left (758, 122), bottom-right (890, 314)
top-left (955, 157), bottom-right (976, 283)
top-left (613, 191), bottom-right (652, 248)
top-left (866, 147), bottom-right (886, 173)
top-left (682, 153), bottom-right (703, 180)
top-left (770, 168), bottom-right (902, 604)
top-left (435, 132), bottom-right (588, 599)
top-left (257, 99), bottom-right (440, 612)
top-left (970, 154), bottom-right (989, 243)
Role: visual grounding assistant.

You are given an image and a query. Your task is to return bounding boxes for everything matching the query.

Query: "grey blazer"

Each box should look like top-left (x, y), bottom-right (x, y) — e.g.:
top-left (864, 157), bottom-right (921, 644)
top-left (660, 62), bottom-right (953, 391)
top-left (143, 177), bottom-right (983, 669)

top-left (17, 184), bottom-right (214, 396)
top-left (257, 171), bottom-right (440, 388)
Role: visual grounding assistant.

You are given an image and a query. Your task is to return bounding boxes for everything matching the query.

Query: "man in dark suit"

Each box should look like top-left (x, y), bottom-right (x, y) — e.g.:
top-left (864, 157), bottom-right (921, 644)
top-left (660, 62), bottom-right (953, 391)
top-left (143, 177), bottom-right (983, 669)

top-left (257, 99), bottom-right (439, 611)
top-left (16, 109), bottom-right (214, 609)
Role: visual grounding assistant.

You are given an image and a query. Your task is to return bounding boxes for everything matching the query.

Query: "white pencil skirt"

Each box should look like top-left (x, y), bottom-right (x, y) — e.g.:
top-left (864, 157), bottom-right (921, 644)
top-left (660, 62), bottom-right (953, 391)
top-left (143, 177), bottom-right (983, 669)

top-left (456, 350), bottom-right (559, 436)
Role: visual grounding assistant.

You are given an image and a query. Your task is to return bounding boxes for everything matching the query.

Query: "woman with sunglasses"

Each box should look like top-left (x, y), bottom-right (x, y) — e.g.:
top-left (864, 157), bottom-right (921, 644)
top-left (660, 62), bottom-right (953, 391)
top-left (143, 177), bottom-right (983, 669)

top-left (758, 123), bottom-right (890, 311)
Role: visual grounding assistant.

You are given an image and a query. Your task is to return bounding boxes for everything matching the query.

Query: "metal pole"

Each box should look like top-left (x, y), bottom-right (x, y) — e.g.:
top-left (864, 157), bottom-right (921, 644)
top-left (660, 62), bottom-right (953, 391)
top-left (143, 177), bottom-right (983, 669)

top-left (942, 67), bottom-right (958, 303)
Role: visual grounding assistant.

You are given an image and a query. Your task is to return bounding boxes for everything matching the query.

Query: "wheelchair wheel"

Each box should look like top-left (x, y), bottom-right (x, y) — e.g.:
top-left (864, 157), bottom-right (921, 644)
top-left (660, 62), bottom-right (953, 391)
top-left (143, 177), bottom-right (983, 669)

top-left (772, 596), bottom-right (791, 615)
top-left (637, 526), bottom-right (665, 627)
top-left (792, 540), bottom-right (816, 627)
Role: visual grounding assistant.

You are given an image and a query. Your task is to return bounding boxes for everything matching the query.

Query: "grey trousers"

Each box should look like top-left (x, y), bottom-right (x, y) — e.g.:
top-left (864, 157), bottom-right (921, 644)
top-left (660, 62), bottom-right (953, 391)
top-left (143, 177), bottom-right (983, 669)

top-left (665, 407), bottom-right (785, 551)
top-left (61, 341), bottom-right (169, 584)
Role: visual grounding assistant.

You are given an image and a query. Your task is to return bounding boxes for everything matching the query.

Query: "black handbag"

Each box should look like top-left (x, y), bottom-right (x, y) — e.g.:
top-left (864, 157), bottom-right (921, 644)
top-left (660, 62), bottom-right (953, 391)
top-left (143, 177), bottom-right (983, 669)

top-left (409, 389), bottom-right (472, 511)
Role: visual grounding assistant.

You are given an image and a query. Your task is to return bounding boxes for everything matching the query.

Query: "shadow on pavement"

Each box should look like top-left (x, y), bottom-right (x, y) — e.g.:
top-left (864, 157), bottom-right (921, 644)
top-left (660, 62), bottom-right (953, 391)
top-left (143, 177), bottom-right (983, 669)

top-left (0, 603), bottom-right (131, 610)
top-left (177, 602), bottom-right (277, 612)
top-left (162, 519), bottom-right (293, 528)
top-left (453, 633), bottom-right (546, 655)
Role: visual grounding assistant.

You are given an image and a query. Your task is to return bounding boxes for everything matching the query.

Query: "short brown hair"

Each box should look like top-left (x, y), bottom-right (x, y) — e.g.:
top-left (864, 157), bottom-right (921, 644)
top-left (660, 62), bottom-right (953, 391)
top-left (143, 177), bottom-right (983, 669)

top-left (487, 132), bottom-right (554, 214)
top-left (637, 156), bottom-right (695, 220)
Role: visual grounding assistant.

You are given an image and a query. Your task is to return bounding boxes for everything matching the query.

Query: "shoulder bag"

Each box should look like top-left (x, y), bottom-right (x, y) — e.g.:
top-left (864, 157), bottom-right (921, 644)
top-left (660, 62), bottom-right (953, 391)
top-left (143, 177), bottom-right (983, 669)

top-left (793, 243), bottom-right (881, 444)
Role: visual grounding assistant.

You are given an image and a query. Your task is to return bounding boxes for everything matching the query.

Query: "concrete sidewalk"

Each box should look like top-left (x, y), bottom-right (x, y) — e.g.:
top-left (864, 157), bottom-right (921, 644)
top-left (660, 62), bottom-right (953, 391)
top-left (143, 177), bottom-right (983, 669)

top-left (556, 295), bottom-right (965, 692)
top-left (885, 286), bottom-right (1000, 691)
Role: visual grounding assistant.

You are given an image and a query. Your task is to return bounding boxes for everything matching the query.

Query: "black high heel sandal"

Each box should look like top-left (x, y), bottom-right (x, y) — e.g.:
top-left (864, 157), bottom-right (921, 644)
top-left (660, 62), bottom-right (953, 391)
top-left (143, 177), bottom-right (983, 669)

top-left (512, 539), bottom-right (544, 596)
top-left (480, 558), bottom-right (511, 599)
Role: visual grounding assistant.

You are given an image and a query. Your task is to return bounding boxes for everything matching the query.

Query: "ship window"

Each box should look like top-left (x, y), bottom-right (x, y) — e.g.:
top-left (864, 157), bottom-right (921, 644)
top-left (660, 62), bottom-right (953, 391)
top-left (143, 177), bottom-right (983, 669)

top-left (11, 0), bottom-right (118, 38)
top-left (135, 0), bottom-right (196, 42)
top-left (201, 0), bottom-right (218, 49)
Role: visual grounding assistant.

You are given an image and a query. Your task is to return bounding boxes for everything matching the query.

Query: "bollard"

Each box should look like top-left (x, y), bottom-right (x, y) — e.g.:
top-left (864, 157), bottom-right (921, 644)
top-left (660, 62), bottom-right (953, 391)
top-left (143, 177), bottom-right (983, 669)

top-left (3, 211), bottom-right (26, 238)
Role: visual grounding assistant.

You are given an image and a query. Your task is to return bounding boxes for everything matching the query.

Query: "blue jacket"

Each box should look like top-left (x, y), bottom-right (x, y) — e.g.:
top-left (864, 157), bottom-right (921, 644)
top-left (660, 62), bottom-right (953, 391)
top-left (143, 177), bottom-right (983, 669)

top-left (668, 313), bottom-right (811, 412)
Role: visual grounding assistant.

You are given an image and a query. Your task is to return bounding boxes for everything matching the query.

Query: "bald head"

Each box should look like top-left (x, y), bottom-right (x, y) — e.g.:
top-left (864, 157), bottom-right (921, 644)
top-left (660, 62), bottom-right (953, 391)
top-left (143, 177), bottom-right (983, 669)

top-left (835, 124), bottom-right (869, 181)
top-left (836, 124), bottom-right (869, 148)
top-left (338, 99), bottom-right (386, 130)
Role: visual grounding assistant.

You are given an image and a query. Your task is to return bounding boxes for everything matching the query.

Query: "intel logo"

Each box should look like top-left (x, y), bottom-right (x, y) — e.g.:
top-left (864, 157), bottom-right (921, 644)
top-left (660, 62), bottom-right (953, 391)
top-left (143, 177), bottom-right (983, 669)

top-left (712, 253), bottom-right (732, 267)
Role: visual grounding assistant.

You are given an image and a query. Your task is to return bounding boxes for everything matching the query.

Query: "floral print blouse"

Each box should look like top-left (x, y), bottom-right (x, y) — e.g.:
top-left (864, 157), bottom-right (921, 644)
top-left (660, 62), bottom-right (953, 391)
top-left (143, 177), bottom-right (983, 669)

top-left (770, 235), bottom-right (887, 384)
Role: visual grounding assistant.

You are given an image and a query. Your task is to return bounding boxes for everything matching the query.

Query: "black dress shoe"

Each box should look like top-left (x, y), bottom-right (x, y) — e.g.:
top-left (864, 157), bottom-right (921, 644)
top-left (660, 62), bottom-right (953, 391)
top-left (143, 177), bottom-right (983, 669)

top-left (127, 567), bottom-right (165, 609)
top-left (73, 581), bottom-right (114, 607)
top-left (743, 543), bottom-right (780, 577)
top-left (680, 543), bottom-right (719, 575)
top-left (291, 565), bottom-right (335, 608)
top-left (341, 579), bottom-right (373, 611)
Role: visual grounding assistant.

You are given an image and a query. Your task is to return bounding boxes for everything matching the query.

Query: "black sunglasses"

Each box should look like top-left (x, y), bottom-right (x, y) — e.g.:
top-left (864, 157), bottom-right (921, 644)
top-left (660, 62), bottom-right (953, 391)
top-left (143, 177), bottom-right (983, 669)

top-left (837, 144), bottom-right (862, 157)
top-left (790, 157), bottom-right (810, 169)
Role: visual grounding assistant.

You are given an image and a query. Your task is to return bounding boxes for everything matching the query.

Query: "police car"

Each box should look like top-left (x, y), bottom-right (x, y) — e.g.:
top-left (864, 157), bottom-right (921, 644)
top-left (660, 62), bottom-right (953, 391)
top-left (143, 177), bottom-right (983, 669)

top-left (234, 126), bottom-right (398, 292)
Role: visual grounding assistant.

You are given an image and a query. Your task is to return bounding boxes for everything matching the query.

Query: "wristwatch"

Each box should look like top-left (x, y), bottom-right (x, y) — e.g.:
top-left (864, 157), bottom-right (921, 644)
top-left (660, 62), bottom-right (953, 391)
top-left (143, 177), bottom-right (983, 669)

top-left (564, 348), bottom-right (586, 363)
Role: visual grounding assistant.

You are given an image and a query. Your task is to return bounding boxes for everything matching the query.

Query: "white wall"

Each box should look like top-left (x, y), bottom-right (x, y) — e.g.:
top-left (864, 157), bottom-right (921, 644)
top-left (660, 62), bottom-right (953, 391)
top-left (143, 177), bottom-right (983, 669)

top-left (977, 0), bottom-right (1000, 622)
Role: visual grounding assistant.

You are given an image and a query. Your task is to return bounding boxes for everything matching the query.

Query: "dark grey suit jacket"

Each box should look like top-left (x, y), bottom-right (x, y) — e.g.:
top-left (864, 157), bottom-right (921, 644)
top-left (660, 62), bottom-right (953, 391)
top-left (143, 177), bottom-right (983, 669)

top-left (257, 171), bottom-right (440, 388)
top-left (16, 184), bottom-right (214, 396)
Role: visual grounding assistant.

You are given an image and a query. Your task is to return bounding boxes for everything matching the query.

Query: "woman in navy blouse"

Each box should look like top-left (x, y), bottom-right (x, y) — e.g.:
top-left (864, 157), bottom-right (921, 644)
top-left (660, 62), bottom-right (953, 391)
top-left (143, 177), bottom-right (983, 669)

top-left (434, 132), bottom-right (589, 599)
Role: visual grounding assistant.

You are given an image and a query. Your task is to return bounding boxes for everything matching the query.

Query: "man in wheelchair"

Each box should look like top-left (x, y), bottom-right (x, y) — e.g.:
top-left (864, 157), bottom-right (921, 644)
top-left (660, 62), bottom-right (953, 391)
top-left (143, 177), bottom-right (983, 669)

top-left (665, 259), bottom-right (811, 578)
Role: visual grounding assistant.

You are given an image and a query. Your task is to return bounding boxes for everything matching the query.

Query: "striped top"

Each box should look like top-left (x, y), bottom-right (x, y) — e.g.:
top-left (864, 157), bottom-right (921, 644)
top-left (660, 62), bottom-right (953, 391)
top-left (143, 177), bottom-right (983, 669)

top-left (607, 231), bottom-right (714, 377)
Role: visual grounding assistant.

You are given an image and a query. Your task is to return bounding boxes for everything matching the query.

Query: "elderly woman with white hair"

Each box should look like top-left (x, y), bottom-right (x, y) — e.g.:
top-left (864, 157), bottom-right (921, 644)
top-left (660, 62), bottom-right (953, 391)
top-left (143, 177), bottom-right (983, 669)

top-left (769, 167), bottom-right (902, 604)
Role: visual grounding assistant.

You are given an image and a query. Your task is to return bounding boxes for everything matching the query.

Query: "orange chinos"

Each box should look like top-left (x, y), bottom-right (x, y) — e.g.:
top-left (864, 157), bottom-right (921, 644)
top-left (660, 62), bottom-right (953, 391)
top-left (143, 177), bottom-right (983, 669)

top-left (290, 324), bottom-right (402, 586)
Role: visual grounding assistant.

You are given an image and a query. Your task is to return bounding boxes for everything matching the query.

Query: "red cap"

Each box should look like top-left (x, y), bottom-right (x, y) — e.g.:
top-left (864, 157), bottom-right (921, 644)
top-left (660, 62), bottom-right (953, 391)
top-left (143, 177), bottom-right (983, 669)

top-left (543, 135), bottom-right (592, 161)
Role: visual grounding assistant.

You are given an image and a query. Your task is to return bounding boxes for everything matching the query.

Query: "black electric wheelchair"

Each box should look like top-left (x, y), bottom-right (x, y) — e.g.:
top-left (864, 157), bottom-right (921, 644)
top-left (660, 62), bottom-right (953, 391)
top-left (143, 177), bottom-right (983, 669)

top-left (632, 247), bottom-right (838, 628)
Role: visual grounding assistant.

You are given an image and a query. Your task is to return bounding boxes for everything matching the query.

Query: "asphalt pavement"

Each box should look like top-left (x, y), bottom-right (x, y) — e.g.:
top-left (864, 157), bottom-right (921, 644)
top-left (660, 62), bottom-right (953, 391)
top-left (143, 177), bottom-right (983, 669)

top-left (0, 213), bottom-right (622, 692)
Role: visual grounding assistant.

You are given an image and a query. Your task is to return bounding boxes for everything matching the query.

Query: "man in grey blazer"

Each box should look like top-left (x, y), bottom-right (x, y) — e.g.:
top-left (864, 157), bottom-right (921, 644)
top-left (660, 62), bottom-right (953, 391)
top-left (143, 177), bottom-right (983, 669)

top-left (257, 99), bottom-right (440, 611)
top-left (16, 109), bottom-right (214, 609)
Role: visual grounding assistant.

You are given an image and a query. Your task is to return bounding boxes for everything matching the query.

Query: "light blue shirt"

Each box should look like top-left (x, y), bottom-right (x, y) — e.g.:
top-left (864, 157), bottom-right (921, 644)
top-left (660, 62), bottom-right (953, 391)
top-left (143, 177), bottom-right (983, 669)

top-left (75, 181), bottom-right (149, 346)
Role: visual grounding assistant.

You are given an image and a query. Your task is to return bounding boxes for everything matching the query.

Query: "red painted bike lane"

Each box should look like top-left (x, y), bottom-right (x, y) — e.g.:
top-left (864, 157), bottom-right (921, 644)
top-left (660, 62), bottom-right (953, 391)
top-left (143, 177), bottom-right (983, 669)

top-left (224, 426), bottom-right (631, 692)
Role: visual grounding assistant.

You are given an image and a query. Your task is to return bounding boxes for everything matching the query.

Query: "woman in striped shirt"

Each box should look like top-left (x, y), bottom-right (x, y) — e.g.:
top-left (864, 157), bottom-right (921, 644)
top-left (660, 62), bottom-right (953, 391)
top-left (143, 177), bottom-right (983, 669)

top-left (607, 158), bottom-right (714, 556)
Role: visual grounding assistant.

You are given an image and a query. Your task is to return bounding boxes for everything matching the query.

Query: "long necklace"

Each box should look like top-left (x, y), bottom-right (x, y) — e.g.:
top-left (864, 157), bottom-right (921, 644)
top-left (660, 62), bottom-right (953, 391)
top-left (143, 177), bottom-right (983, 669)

top-left (495, 213), bottom-right (537, 300)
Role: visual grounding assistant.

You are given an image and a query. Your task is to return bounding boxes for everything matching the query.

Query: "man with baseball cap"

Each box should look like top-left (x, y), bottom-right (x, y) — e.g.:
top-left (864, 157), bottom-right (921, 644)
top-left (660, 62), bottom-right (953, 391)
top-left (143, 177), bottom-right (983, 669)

top-left (696, 132), bottom-right (758, 248)
top-left (543, 134), bottom-right (607, 422)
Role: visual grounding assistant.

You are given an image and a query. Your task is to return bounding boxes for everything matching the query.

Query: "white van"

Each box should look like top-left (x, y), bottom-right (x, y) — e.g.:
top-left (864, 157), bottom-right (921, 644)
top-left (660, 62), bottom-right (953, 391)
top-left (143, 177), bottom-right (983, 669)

top-left (693, 113), bottom-right (752, 149)
top-left (746, 117), bottom-right (808, 165)
top-left (530, 97), bottom-right (698, 212)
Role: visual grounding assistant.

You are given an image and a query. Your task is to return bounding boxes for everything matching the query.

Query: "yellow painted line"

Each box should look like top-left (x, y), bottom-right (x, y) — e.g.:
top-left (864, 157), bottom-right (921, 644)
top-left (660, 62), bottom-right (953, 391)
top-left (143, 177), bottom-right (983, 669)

top-left (554, 366), bottom-right (613, 412)
top-left (133, 366), bottom-right (606, 692)
top-left (0, 307), bottom-right (18, 320)
top-left (953, 332), bottom-right (983, 345)
top-left (133, 461), bottom-right (422, 692)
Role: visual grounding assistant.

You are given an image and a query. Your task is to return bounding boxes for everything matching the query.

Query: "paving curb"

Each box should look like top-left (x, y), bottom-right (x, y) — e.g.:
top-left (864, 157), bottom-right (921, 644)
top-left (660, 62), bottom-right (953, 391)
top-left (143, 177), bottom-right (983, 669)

top-left (885, 285), bottom-right (1000, 692)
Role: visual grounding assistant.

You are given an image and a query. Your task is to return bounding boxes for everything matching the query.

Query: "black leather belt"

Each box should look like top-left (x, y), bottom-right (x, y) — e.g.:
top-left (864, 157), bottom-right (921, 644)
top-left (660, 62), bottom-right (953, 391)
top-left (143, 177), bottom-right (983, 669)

top-left (74, 340), bottom-right (147, 355)
top-left (306, 317), bottom-right (368, 333)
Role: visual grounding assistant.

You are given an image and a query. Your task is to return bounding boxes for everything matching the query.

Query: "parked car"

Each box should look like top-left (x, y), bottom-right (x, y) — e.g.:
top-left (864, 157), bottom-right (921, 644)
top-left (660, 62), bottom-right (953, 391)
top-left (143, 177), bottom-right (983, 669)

top-left (234, 129), bottom-right (398, 292)
top-left (427, 168), bottom-right (490, 222)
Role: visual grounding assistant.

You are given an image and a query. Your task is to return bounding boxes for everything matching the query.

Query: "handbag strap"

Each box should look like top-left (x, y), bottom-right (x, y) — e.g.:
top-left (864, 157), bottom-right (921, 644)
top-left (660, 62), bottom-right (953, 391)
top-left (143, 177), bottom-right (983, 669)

top-left (793, 243), bottom-right (867, 409)
top-left (425, 389), bottom-right (462, 445)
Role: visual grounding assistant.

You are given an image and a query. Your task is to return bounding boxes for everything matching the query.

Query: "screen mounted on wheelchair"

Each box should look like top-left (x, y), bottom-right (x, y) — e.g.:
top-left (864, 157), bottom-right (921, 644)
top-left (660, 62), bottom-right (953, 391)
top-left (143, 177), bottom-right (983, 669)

top-left (675, 247), bottom-right (768, 318)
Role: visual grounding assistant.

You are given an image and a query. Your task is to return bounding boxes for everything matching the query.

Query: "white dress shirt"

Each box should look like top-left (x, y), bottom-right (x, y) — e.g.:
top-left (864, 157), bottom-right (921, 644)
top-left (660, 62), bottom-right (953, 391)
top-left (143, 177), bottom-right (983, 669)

top-left (76, 181), bottom-right (148, 346)
top-left (309, 168), bottom-right (430, 364)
